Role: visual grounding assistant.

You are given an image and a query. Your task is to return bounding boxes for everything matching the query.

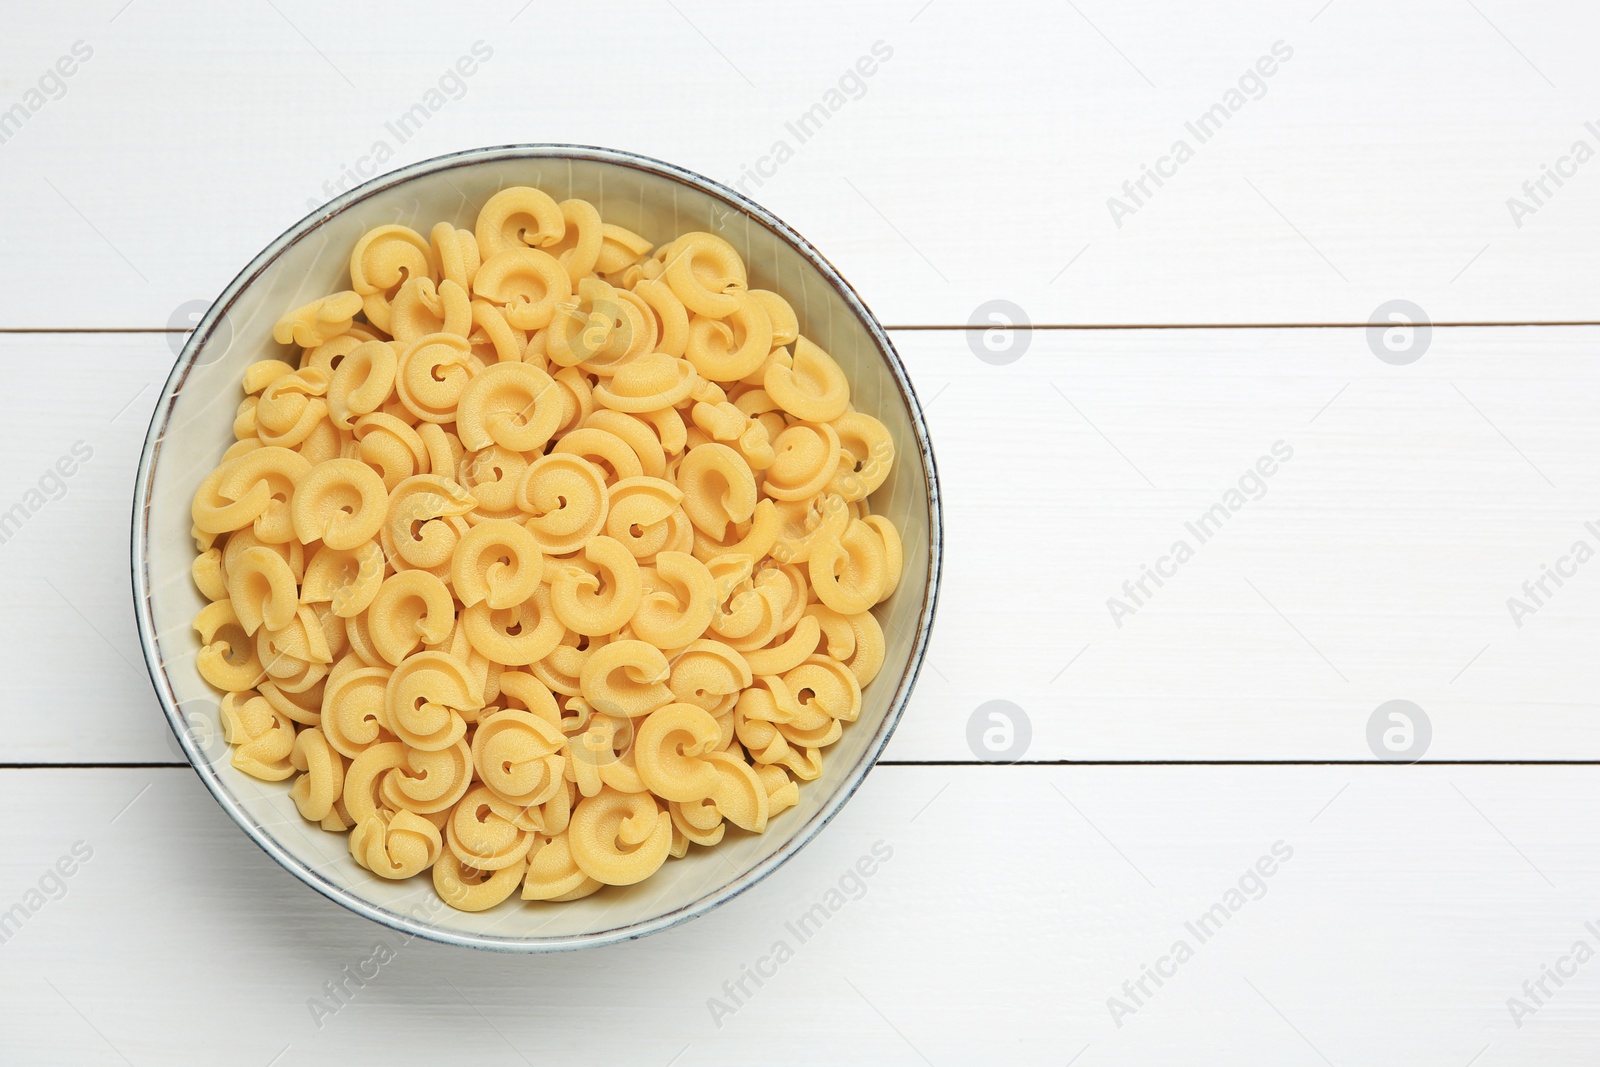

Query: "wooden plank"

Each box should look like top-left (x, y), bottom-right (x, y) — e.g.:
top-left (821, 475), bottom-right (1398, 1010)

top-left (1, 1), bottom-right (1598, 328)
top-left (6, 328), bottom-right (1599, 764)
top-left (0, 765), bottom-right (1588, 1064)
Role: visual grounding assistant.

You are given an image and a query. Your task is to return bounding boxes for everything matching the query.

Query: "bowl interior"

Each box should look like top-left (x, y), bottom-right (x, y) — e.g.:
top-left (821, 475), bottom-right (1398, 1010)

top-left (137, 146), bottom-right (937, 948)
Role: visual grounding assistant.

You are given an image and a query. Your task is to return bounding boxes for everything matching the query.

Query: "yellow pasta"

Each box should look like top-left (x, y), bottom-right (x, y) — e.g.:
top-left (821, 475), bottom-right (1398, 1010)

top-left (188, 188), bottom-right (907, 913)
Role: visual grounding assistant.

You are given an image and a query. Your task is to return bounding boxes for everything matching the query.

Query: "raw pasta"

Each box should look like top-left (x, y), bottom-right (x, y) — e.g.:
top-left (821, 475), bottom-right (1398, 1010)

top-left (189, 189), bottom-right (901, 912)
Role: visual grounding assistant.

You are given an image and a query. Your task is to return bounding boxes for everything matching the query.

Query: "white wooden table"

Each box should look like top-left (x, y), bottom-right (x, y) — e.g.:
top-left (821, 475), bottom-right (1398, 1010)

top-left (4, 2), bottom-right (1599, 1063)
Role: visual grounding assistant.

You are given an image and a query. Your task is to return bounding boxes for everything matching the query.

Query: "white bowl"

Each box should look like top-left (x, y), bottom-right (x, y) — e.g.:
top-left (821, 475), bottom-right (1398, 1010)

top-left (132, 144), bottom-right (942, 950)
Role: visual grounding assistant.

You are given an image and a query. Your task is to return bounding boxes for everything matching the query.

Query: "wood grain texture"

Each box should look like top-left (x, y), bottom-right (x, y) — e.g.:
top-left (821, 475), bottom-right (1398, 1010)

top-left (1, 1), bottom-right (1597, 328)
top-left (0, 766), bottom-right (1588, 1065)
top-left (5, 329), bottom-right (1594, 764)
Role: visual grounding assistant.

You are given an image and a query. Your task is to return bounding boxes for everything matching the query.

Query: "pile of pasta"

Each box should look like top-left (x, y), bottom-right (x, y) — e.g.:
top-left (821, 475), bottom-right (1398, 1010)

top-left (188, 187), bottom-right (903, 911)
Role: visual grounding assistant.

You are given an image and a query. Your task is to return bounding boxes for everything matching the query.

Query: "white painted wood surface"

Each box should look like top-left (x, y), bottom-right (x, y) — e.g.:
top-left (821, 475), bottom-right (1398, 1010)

top-left (3, 1), bottom-right (1598, 1062)
top-left (2, 1), bottom-right (1599, 328)
top-left (1, 766), bottom-right (1593, 1065)
top-left (5, 329), bottom-right (1596, 764)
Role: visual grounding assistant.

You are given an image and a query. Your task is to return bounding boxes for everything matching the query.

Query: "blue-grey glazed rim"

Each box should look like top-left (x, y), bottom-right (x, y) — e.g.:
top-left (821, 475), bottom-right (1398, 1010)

top-left (131, 143), bottom-right (943, 951)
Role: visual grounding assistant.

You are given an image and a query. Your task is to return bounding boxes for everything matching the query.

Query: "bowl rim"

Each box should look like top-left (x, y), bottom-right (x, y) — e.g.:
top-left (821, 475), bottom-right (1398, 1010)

top-left (131, 143), bottom-right (943, 951)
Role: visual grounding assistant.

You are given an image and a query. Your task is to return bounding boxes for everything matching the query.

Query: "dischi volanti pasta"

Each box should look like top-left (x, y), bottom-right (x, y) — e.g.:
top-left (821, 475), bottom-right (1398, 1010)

top-left (188, 187), bottom-right (903, 911)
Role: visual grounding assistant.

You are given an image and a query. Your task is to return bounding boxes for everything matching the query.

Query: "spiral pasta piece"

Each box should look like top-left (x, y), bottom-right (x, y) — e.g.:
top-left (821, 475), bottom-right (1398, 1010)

top-left (475, 186), bottom-right (565, 256)
top-left (367, 570), bottom-right (455, 665)
top-left (291, 458), bottom-right (387, 549)
top-left (661, 232), bottom-right (746, 317)
top-left (300, 540), bottom-right (385, 618)
top-left (458, 445), bottom-right (528, 523)
top-left (226, 545), bottom-right (298, 635)
top-left (289, 727), bottom-right (346, 823)
top-left (192, 446), bottom-right (310, 540)
top-left (380, 474), bottom-right (475, 576)
top-left (395, 333), bottom-right (479, 424)
top-left (473, 248), bottom-right (571, 330)
top-left (351, 810), bottom-right (442, 879)
top-left (517, 454), bottom-right (608, 555)
top-left (384, 651), bottom-right (480, 751)
top-left (455, 361), bottom-right (562, 452)
top-left (567, 787), bottom-right (672, 886)
top-left (443, 787), bottom-right (536, 871)
top-left (633, 275), bottom-right (689, 358)
top-left (472, 709), bottom-right (566, 808)
top-left (632, 552), bottom-right (716, 649)
top-left (274, 292), bottom-right (363, 349)
top-left (677, 443), bottom-right (757, 539)
top-left (220, 692), bottom-right (296, 780)
top-left (432, 850), bottom-right (527, 910)
top-left (683, 292), bottom-right (772, 381)
top-left (449, 519), bottom-right (544, 609)
top-left (550, 536), bottom-right (642, 637)
top-left (256, 368), bottom-right (330, 449)
top-left (350, 225), bottom-right (433, 296)
top-left (808, 517), bottom-right (890, 614)
top-left (668, 639), bottom-right (752, 715)
top-left (547, 277), bottom-right (648, 372)
top-left (461, 588), bottom-right (564, 666)
top-left (634, 702), bottom-right (723, 802)
top-left (605, 476), bottom-right (689, 562)
top-left (380, 740), bottom-right (474, 815)
top-left (320, 661), bottom-right (393, 758)
top-left (763, 422), bottom-right (841, 502)
top-left (830, 411), bottom-right (895, 501)
top-left (352, 412), bottom-right (427, 490)
top-left (431, 221), bottom-right (481, 291)
top-left (390, 276), bottom-right (472, 343)
top-left (578, 639), bottom-right (672, 718)
top-left (521, 832), bottom-right (600, 901)
top-left (592, 352), bottom-right (697, 413)
top-left (327, 340), bottom-right (397, 428)
top-left (764, 337), bottom-right (850, 423)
